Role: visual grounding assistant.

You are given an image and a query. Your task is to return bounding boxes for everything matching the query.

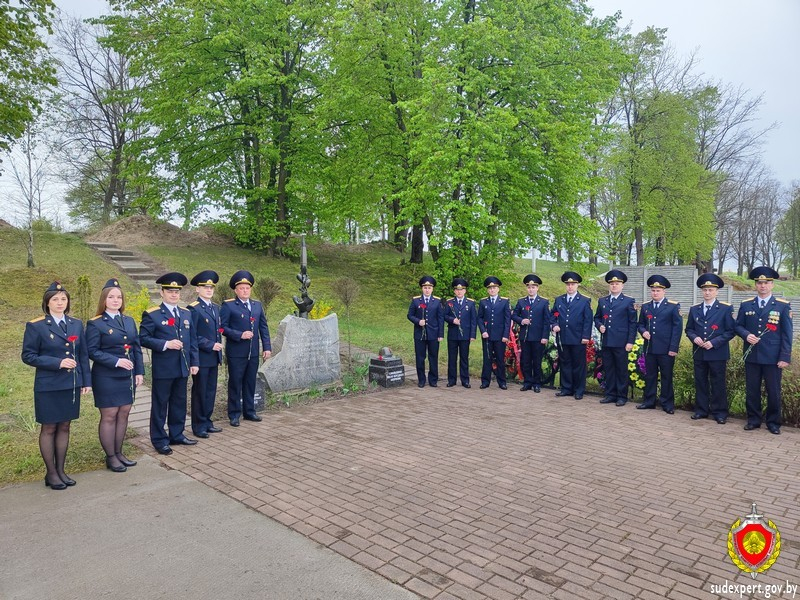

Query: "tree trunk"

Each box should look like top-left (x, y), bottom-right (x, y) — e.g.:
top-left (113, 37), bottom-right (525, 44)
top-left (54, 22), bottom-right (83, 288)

top-left (410, 224), bottom-right (424, 264)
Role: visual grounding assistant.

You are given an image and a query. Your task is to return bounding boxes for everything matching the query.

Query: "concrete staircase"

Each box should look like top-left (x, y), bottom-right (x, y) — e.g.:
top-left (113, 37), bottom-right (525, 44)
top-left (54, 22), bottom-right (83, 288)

top-left (86, 241), bottom-right (161, 302)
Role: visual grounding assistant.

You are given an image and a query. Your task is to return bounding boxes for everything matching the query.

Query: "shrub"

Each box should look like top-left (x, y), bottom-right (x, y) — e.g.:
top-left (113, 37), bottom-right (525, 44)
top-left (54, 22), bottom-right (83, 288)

top-left (126, 286), bottom-right (152, 325)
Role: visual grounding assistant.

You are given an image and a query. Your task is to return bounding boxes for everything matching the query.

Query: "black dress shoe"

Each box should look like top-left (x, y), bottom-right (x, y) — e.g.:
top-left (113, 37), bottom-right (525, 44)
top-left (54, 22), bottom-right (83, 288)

top-left (615, 399), bottom-right (626, 406)
top-left (59, 474), bottom-right (76, 486)
top-left (599, 397), bottom-right (615, 404)
top-left (195, 432), bottom-right (210, 439)
top-left (156, 445), bottom-right (173, 455)
top-left (243, 415), bottom-right (262, 422)
top-left (555, 391), bottom-right (572, 397)
top-left (520, 385), bottom-right (532, 391)
top-left (208, 426), bottom-right (222, 433)
top-left (533, 385), bottom-right (541, 393)
top-left (172, 437), bottom-right (198, 445)
top-left (575, 394), bottom-right (584, 400)
top-left (44, 476), bottom-right (67, 490)
top-left (117, 454), bottom-right (137, 467)
top-left (743, 423), bottom-right (760, 431)
top-left (429, 382), bottom-right (438, 388)
top-left (230, 418), bottom-right (240, 427)
top-left (716, 418), bottom-right (727, 425)
top-left (499, 383), bottom-right (507, 390)
top-left (446, 383), bottom-right (456, 387)
top-left (664, 408), bottom-right (674, 414)
top-left (480, 383), bottom-right (490, 389)
top-left (418, 382), bottom-right (425, 388)
top-left (690, 414), bottom-right (707, 420)
top-left (636, 403), bottom-right (655, 410)
top-left (462, 383), bottom-right (471, 388)
top-left (768, 426), bottom-right (781, 435)
top-left (105, 456), bottom-right (127, 472)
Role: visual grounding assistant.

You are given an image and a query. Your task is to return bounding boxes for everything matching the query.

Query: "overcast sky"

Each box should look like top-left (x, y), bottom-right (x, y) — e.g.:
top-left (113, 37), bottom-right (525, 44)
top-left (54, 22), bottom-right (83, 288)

top-left (49, 0), bottom-right (800, 188)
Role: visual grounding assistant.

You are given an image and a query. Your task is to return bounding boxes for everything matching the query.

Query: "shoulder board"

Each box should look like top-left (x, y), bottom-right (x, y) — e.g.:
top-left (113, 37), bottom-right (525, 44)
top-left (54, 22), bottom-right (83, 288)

top-left (467, 298), bottom-right (475, 302)
top-left (224, 298), bottom-right (236, 303)
top-left (776, 297), bottom-right (790, 304)
top-left (188, 301), bottom-right (199, 307)
top-left (433, 295), bottom-right (441, 300)
top-left (413, 295), bottom-right (421, 299)
top-left (540, 296), bottom-right (548, 301)
top-left (29, 316), bottom-right (45, 323)
top-left (518, 297), bottom-right (527, 302)
top-left (146, 306), bottom-right (161, 313)
top-left (719, 301), bottom-right (731, 306)
top-left (501, 296), bottom-right (509, 300)
top-left (90, 315), bottom-right (103, 321)
top-left (668, 300), bottom-right (679, 305)
top-left (744, 297), bottom-right (755, 302)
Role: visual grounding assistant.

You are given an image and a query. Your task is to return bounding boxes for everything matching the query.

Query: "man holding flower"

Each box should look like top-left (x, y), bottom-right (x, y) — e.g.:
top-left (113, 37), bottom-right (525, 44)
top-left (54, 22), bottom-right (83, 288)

top-left (735, 267), bottom-right (793, 435)
top-left (407, 275), bottom-right (444, 388)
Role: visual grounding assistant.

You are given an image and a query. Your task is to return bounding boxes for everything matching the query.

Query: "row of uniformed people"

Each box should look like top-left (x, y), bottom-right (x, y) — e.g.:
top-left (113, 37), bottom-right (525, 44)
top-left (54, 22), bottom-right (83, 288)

top-left (21, 269), bottom-right (271, 489)
top-left (408, 266), bottom-right (792, 435)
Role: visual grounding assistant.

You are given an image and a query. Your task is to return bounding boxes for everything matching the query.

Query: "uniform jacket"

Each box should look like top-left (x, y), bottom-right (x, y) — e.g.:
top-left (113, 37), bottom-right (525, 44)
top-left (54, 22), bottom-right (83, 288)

top-left (512, 296), bottom-right (551, 343)
top-left (684, 300), bottom-right (735, 361)
top-left (637, 299), bottom-right (683, 354)
top-left (22, 314), bottom-right (91, 391)
top-left (140, 304), bottom-right (199, 378)
top-left (86, 313), bottom-right (145, 379)
top-left (735, 296), bottom-right (793, 364)
top-left (220, 297), bottom-right (271, 357)
top-left (477, 296), bottom-right (512, 341)
top-left (594, 294), bottom-right (637, 347)
top-left (550, 294), bottom-right (592, 345)
top-left (407, 295), bottom-right (445, 340)
top-left (188, 299), bottom-right (223, 367)
top-left (444, 297), bottom-right (478, 341)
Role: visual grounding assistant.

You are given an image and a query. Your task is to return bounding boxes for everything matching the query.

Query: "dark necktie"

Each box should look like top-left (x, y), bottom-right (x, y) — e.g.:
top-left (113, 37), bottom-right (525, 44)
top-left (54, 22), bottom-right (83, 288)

top-left (653, 302), bottom-right (659, 311)
top-left (760, 299), bottom-right (766, 309)
top-left (567, 296), bottom-right (572, 305)
top-left (115, 314), bottom-right (124, 328)
top-left (491, 297), bottom-right (495, 306)
top-left (209, 303), bottom-right (216, 321)
top-left (59, 320), bottom-right (67, 334)
top-left (172, 308), bottom-right (180, 327)
top-left (704, 305), bottom-right (709, 316)
top-left (609, 297), bottom-right (614, 306)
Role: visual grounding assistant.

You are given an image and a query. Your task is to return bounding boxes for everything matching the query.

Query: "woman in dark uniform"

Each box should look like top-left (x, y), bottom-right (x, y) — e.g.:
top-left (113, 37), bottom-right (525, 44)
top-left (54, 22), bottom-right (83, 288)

top-left (21, 282), bottom-right (91, 490)
top-left (86, 279), bottom-right (144, 472)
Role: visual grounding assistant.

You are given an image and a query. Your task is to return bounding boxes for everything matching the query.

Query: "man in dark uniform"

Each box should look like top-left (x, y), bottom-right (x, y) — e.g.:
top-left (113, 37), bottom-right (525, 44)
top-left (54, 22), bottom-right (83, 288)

top-left (512, 274), bottom-right (550, 392)
top-left (595, 270), bottom-right (637, 406)
top-left (220, 270), bottom-right (272, 427)
top-left (735, 266), bottom-right (793, 435)
top-left (407, 275), bottom-right (445, 388)
top-left (444, 278), bottom-right (477, 388)
top-left (140, 273), bottom-right (200, 455)
top-left (685, 273), bottom-right (736, 424)
top-left (477, 276), bottom-right (512, 390)
top-left (187, 270), bottom-right (223, 438)
top-left (551, 272), bottom-right (592, 399)
top-left (636, 275), bottom-right (682, 414)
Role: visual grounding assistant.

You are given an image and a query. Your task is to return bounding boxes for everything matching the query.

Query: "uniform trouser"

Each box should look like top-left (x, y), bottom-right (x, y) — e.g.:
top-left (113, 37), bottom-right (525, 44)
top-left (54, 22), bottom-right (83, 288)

top-left (643, 353), bottom-right (675, 410)
top-left (559, 344), bottom-right (586, 395)
top-left (481, 339), bottom-right (507, 386)
top-left (602, 346), bottom-right (629, 402)
top-left (744, 362), bottom-right (782, 428)
top-left (520, 339), bottom-right (545, 385)
top-left (191, 364), bottom-right (218, 434)
top-left (227, 354), bottom-right (259, 420)
top-left (150, 376), bottom-right (188, 447)
top-left (447, 340), bottom-right (470, 385)
top-left (414, 338), bottom-right (439, 385)
top-left (693, 359), bottom-right (728, 419)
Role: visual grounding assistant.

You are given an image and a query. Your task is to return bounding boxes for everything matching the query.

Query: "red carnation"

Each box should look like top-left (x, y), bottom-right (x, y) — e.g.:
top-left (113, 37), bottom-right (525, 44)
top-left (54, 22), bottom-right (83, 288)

top-left (525, 305), bottom-right (530, 311)
top-left (67, 335), bottom-right (78, 342)
top-left (711, 325), bottom-right (719, 331)
top-left (123, 344), bottom-right (131, 351)
top-left (250, 317), bottom-right (255, 323)
top-left (448, 302), bottom-right (453, 308)
top-left (647, 314), bottom-right (653, 320)
top-left (603, 314), bottom-right (609, 319)
top-left (767, 323), bottom-right (778, 332)
top-left (218, 328), bottom-right (224, 334)
top-left (419, 304), bottom-right (427, 309)
top-left (553, 312), bottom-right (559, 318)
top-left (167, 318), bottom-right (175, 327)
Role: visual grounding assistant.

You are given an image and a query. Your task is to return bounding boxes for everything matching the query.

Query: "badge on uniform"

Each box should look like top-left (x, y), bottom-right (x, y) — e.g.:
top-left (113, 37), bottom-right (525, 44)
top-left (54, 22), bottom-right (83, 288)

top-left (184, 320), bottom-right (190, 327)
top-left (109, 329), bottom-right (114, 334)
top-left (50, 333), bottom-right (54, 339)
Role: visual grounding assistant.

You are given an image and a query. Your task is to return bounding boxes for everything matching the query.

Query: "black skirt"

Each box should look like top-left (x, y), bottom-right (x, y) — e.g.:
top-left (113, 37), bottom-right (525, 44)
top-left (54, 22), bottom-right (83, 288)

top-left (92, 374), bottom-right (135, 408)
top-left (34, 389), bottom-right (81, 424)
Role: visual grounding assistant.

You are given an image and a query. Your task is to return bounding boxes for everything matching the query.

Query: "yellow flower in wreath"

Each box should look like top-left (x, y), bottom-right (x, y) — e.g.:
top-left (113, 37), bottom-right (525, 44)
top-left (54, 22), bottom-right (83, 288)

top-left (628, 362), bottom-right (636, 371)
top-left (630, 372), bottom-right (639, 382)
top-left (635, 379), bottom-right (646, 389)
top-left (628, 352), bottom-right (637, 361)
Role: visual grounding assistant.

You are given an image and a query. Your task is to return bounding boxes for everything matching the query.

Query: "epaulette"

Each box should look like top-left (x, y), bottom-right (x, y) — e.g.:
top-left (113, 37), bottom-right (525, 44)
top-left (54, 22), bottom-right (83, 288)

top-left (224, 298), bottom-right (236, 302)
top-left (719, 301), bottom-right (731, 306)
top-left (29, 316), bottom-right (45, 323)
top-left (146, 306), bottom-right (161, 313)
top-left (433, 295), bottom-right (441, 300)
top-left (776, 297), bottom-right (791, 304)
top-left (668, 300), bottom-right (679, 305)
top-left (540, 296), bottom-right (548, 301)
top-left (501, 296), bottom-right (509, 300)
top-left (90, 315), bottom-right (103, 321)
top-left (413, 295), bottom-right (421, 299)
top-left (744, 297), bottom-right (755, 302)
top-left (188, 301), bottom-right (199, 307)
top-left (518, 296), bottom-right (527, 302)
top-left (467, 297), bottom-right (475, 302)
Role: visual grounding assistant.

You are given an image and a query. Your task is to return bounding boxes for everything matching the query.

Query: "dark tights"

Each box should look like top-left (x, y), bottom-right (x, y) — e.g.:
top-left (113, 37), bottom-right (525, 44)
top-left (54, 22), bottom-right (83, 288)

top-left (40, 421), bottom-right (71, 484)
top-left (99, 405), bottom-right (133, 468)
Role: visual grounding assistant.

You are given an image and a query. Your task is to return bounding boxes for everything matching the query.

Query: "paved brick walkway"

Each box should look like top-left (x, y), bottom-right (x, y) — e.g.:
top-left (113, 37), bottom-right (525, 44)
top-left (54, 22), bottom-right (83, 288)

top-left (138, 386), bottom-right (800, 600)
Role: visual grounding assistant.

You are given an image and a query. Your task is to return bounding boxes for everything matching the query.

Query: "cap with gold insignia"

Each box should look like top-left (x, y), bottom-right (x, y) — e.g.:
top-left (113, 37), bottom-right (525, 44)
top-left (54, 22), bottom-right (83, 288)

top-left (46, 281), bottom-right (65, 293)
top-left (229, 270), bottom-right (255, 289)
top-left (523, 274), bottom-right (542, 285)
top-left (102, 279), bottom-right (121, 289)
top-left (452, 277), bottom-right (468, 289)
top-left (419, 275), bottom-right (436, 287)
top-left (191, 270), bottom-right (219, 287)
top-left (484, 276), bottom-right (502, 287)
top-left (696, 273), bottom-right (724, 289)
top-left (605, 269), bottom-right (627, 284)
top-left (647, 275), bottom-right (671, 289)
top-left (561, 271), bottom-right (582, 284)
top-left (155, 272), bottom-right (187, 289)
top-left (749, 266), bottom-right (779, 281)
